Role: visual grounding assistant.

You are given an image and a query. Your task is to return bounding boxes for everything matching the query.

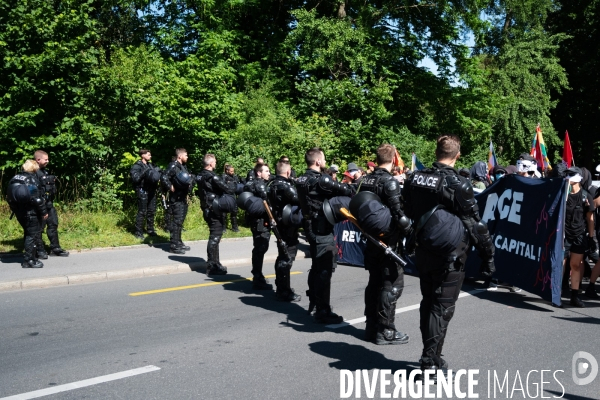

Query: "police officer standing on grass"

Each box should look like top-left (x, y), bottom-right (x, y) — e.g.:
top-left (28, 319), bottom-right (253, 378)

top-left (160, 148), bottom-right (192, 254)
top-left (222, 164), bottom-right (240, 233)
top-left (296, 147), bottom-right (354, 323)
top-left (402, 135), bottom-right (495, 377)
top-left (357, 144), bottom-right (411, 345)
top-left (34, 150), bottom-right (69, 257)
top-left (130, 149), bottom-right (160, 239)
top-left (7, 160), bottom-right (48, 268)
top-left (196, 153), bottom-right (233, 276)
top-left (243, 163), bottom-right (274, 290)
top-left (267, 160), bottom-right (302, 301)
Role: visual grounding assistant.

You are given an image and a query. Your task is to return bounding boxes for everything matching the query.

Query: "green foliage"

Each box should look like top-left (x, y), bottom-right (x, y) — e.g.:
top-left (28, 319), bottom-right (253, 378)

top-left (0, 0), bottom-right (594, 209)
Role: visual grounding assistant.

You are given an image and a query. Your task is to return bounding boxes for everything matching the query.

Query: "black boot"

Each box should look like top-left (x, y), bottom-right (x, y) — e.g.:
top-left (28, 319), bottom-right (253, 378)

top-left (314, 306), bottom-right (343, 324)
top-left (570, 289), bottom-right (585, 308)
top-left (364, 320), bottom-right (377, 342)
top-left (374, 329), bottom-right (409, 345)
top-left (22, 260), bottom-right (44, 268)
top-left (37, 250), bottom-right (49, 260)
top-left (252, 276), bottom-right (273, 290)
top-left (231, 215), bottom-right (239, 232)
top-left (50, 248), bottom-right (69, 257)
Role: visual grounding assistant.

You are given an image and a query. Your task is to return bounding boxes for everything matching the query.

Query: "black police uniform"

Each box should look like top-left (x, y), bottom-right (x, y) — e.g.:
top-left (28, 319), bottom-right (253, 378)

top-left (403, 161), bottom-right (495, 373)
top-left (222, 172), bottom-right (240, 232)
top-left (7, 172), bottom-right (48, 268)
top-left (160, 160), bottom-right (191, 253)
top-left (196, 168), bottom-right (234, 275)
top-left (130, 160), bottom-right (159, 237)
top-left (35, 167), bottom-right (68, 256)
top-left (267, 175), bottom-right (302, 301)
top-left (358, 167), bottom-right (410, 345)
top-left (243, 178), bottom-right (273, 289)
top-left (296, 169), bottom-right (353, 323)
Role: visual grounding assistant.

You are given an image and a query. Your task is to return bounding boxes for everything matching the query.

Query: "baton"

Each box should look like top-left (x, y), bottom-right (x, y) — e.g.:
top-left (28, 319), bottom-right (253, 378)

top-left (339, 207), bottom-right (407, 267)
top-left (263, 200), bottom-right (291, 261)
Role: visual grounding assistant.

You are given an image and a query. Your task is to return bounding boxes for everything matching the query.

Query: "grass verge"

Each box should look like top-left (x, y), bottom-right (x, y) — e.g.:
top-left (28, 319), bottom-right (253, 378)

top-left (0, 198), bottom-right (252, 254)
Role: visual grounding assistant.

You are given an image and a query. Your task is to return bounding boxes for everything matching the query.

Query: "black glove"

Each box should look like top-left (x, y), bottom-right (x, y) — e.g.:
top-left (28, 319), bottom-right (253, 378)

top-left (589, 236), bottom-right (599, 254)
top-left (480, 259), bottom-right (495, 278)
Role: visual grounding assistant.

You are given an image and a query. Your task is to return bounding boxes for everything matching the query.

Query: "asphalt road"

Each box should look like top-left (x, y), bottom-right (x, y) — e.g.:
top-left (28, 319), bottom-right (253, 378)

top-left (0, 258), bottom-right (599, 399)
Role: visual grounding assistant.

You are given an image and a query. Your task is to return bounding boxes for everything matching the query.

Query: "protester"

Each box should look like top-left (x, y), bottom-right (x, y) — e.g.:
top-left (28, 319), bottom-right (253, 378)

top-left (516, 154), bottom-right (538, 178)
top-left (491, 165), bottom-right (507, 182)
top-left (328, 164), bottom-right (339, 181)
top-left (366, 162), bottom-right (376, 174)
top-left (392, 166), bottom-right (403, 183)
top-left (563, 167), bottom-right (596, 307)
top-left (470, 161), bottom-right (490, 189)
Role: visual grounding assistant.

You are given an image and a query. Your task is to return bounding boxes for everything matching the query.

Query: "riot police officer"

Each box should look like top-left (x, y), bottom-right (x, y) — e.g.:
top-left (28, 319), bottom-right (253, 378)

top-left (403, 135), bottom-right (495, 377)
top-left (245, 157), bottom-right (264, 183)
top-left (296, 147), bottom-right (354, 323)
top-left (130, 149), bottom-right (161, 238)
top-left (268, 161), bottom-right (302, 301)
top-left (243, 163), bottom-right (273, 290)
top-left (357, 144), bottom-right (410, 345)
top-left (7, 160), bottom-right (48, 268)
top-left (160, 148), bottom-right (192, 254)
top-left (33, 150), bottom-right (69, 257)
top-left (196, 153), bottom-right (234, 275)
top-left (222, 164), bottom-right (240, 232)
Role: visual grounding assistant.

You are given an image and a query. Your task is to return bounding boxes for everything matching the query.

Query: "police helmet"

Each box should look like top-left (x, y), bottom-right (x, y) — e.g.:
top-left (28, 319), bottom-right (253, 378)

top-left (173, 171), bottom-right (192, 189)
top-left (349, 191), bottom-right (381, 219)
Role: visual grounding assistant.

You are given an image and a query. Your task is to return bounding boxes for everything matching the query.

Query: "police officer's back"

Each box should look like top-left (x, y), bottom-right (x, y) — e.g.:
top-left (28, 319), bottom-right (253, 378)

top-left (296, 147), bottom-right (353, 323)
top-left (356, 144), bottom-right (410, 345)
top-left (7, 160), bottom-right (48, 268)
top-left (403, 135), bottom-right (495, 376)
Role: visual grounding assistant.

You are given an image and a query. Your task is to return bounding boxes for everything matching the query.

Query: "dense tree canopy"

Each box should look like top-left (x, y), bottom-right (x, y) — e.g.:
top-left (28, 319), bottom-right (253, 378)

top-left (0, 0), bottom-right (596, 202)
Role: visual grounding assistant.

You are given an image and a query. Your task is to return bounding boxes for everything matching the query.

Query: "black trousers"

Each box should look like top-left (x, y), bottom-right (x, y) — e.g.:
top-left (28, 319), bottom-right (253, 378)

top-left (40, 203), bottom-right (60, 249)
top-left (135, 188), bottom-right (156, 234)
top-left (16, 211), bottom-right (42, 261)
top-left (275, 228), bottom-right (299, 293)
top-left (364, 238), bottom-right (405, 333)
top-left (416, 248), bottom-right (466, 368)
top-left (169, 200), bottom-right (186, 248)
top-left (204, 209), bottom-right (224, 268)
top-left (307, 232), bottom-right (337, 312)
top-left (251, 228), bottom-right (271, 278)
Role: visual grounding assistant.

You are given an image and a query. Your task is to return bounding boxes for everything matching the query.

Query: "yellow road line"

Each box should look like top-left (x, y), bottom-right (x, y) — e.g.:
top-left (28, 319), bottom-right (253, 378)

top-left (129, 271), bottom-right (303, 297)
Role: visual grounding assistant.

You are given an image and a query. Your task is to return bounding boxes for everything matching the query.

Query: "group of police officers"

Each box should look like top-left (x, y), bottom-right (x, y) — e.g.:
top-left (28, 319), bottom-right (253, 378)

top-left (6, 150), bottom-right (70, 269)
top-left (8, 135), bottom-right (495, 378)
top-left (126, 135), bottom-right (495, 377)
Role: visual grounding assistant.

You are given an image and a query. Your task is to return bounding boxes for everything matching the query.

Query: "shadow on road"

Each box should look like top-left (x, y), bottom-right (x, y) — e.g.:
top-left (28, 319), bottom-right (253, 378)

top-left (167, 255), bottom-right (206, 272)
top-left (309, 341), bottom-right (419, 372)
top-left (217, 270), bottom-right (365, 339)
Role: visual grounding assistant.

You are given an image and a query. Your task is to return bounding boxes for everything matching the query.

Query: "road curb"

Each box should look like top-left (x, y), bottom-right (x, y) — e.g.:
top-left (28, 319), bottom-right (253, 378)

top-left (0, 236), bottom-right (254, 259)
top-left (0, 253), bottom-right (309, 293)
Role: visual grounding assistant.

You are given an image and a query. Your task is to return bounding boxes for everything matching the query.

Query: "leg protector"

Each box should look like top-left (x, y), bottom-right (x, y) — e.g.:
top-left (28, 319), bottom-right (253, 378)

top-left (207, 234), bottom-right (222, 267)
top-left (146, 191), bottom-right (157, 232)
top-left (169, 202), bottom-right (185, 248)
top-left (135, 190), bottom-right (148, 234)
top-left (419, 268), bottom-right (465, 367)
top-left (251, 230), bottom-right (270, 278)
top-left (46, 206), bottom-right (60, 249)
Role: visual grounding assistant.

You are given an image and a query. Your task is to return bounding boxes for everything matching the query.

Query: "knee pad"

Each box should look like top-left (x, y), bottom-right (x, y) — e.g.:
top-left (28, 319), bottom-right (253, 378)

top-left (442, 304), bottom-right (455, 322)
top-left (208, 235), bottom-right (221, 247)
top-left (319, 269), bottom-right (331, 283)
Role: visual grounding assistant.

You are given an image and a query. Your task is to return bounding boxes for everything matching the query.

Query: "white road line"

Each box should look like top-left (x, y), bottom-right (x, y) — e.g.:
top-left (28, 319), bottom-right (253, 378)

top-left (326, 290), bottom-right (478, 329)
top-left (0, 365), bottom-right (161, 400)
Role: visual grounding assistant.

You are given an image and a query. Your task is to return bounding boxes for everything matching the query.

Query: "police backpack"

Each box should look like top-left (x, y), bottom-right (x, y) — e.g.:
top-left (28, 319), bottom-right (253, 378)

top-left (146, 167), bottom-right (162, 185)
top-left (5, 175), bottom-right (36, 211)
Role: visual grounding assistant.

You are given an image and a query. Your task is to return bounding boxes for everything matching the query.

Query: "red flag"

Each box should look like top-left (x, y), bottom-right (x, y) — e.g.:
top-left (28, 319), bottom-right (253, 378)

top-left (562, 130), bottom-right (574, 168)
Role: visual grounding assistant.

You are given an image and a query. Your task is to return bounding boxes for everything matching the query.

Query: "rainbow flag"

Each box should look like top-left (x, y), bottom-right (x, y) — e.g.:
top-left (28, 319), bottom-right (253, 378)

top-left (487, 139), bottom-right (498, 174)
top-left (530, 124), bottom-right (552, 170)
top-left (411, 153), bottom-right (425, 171)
